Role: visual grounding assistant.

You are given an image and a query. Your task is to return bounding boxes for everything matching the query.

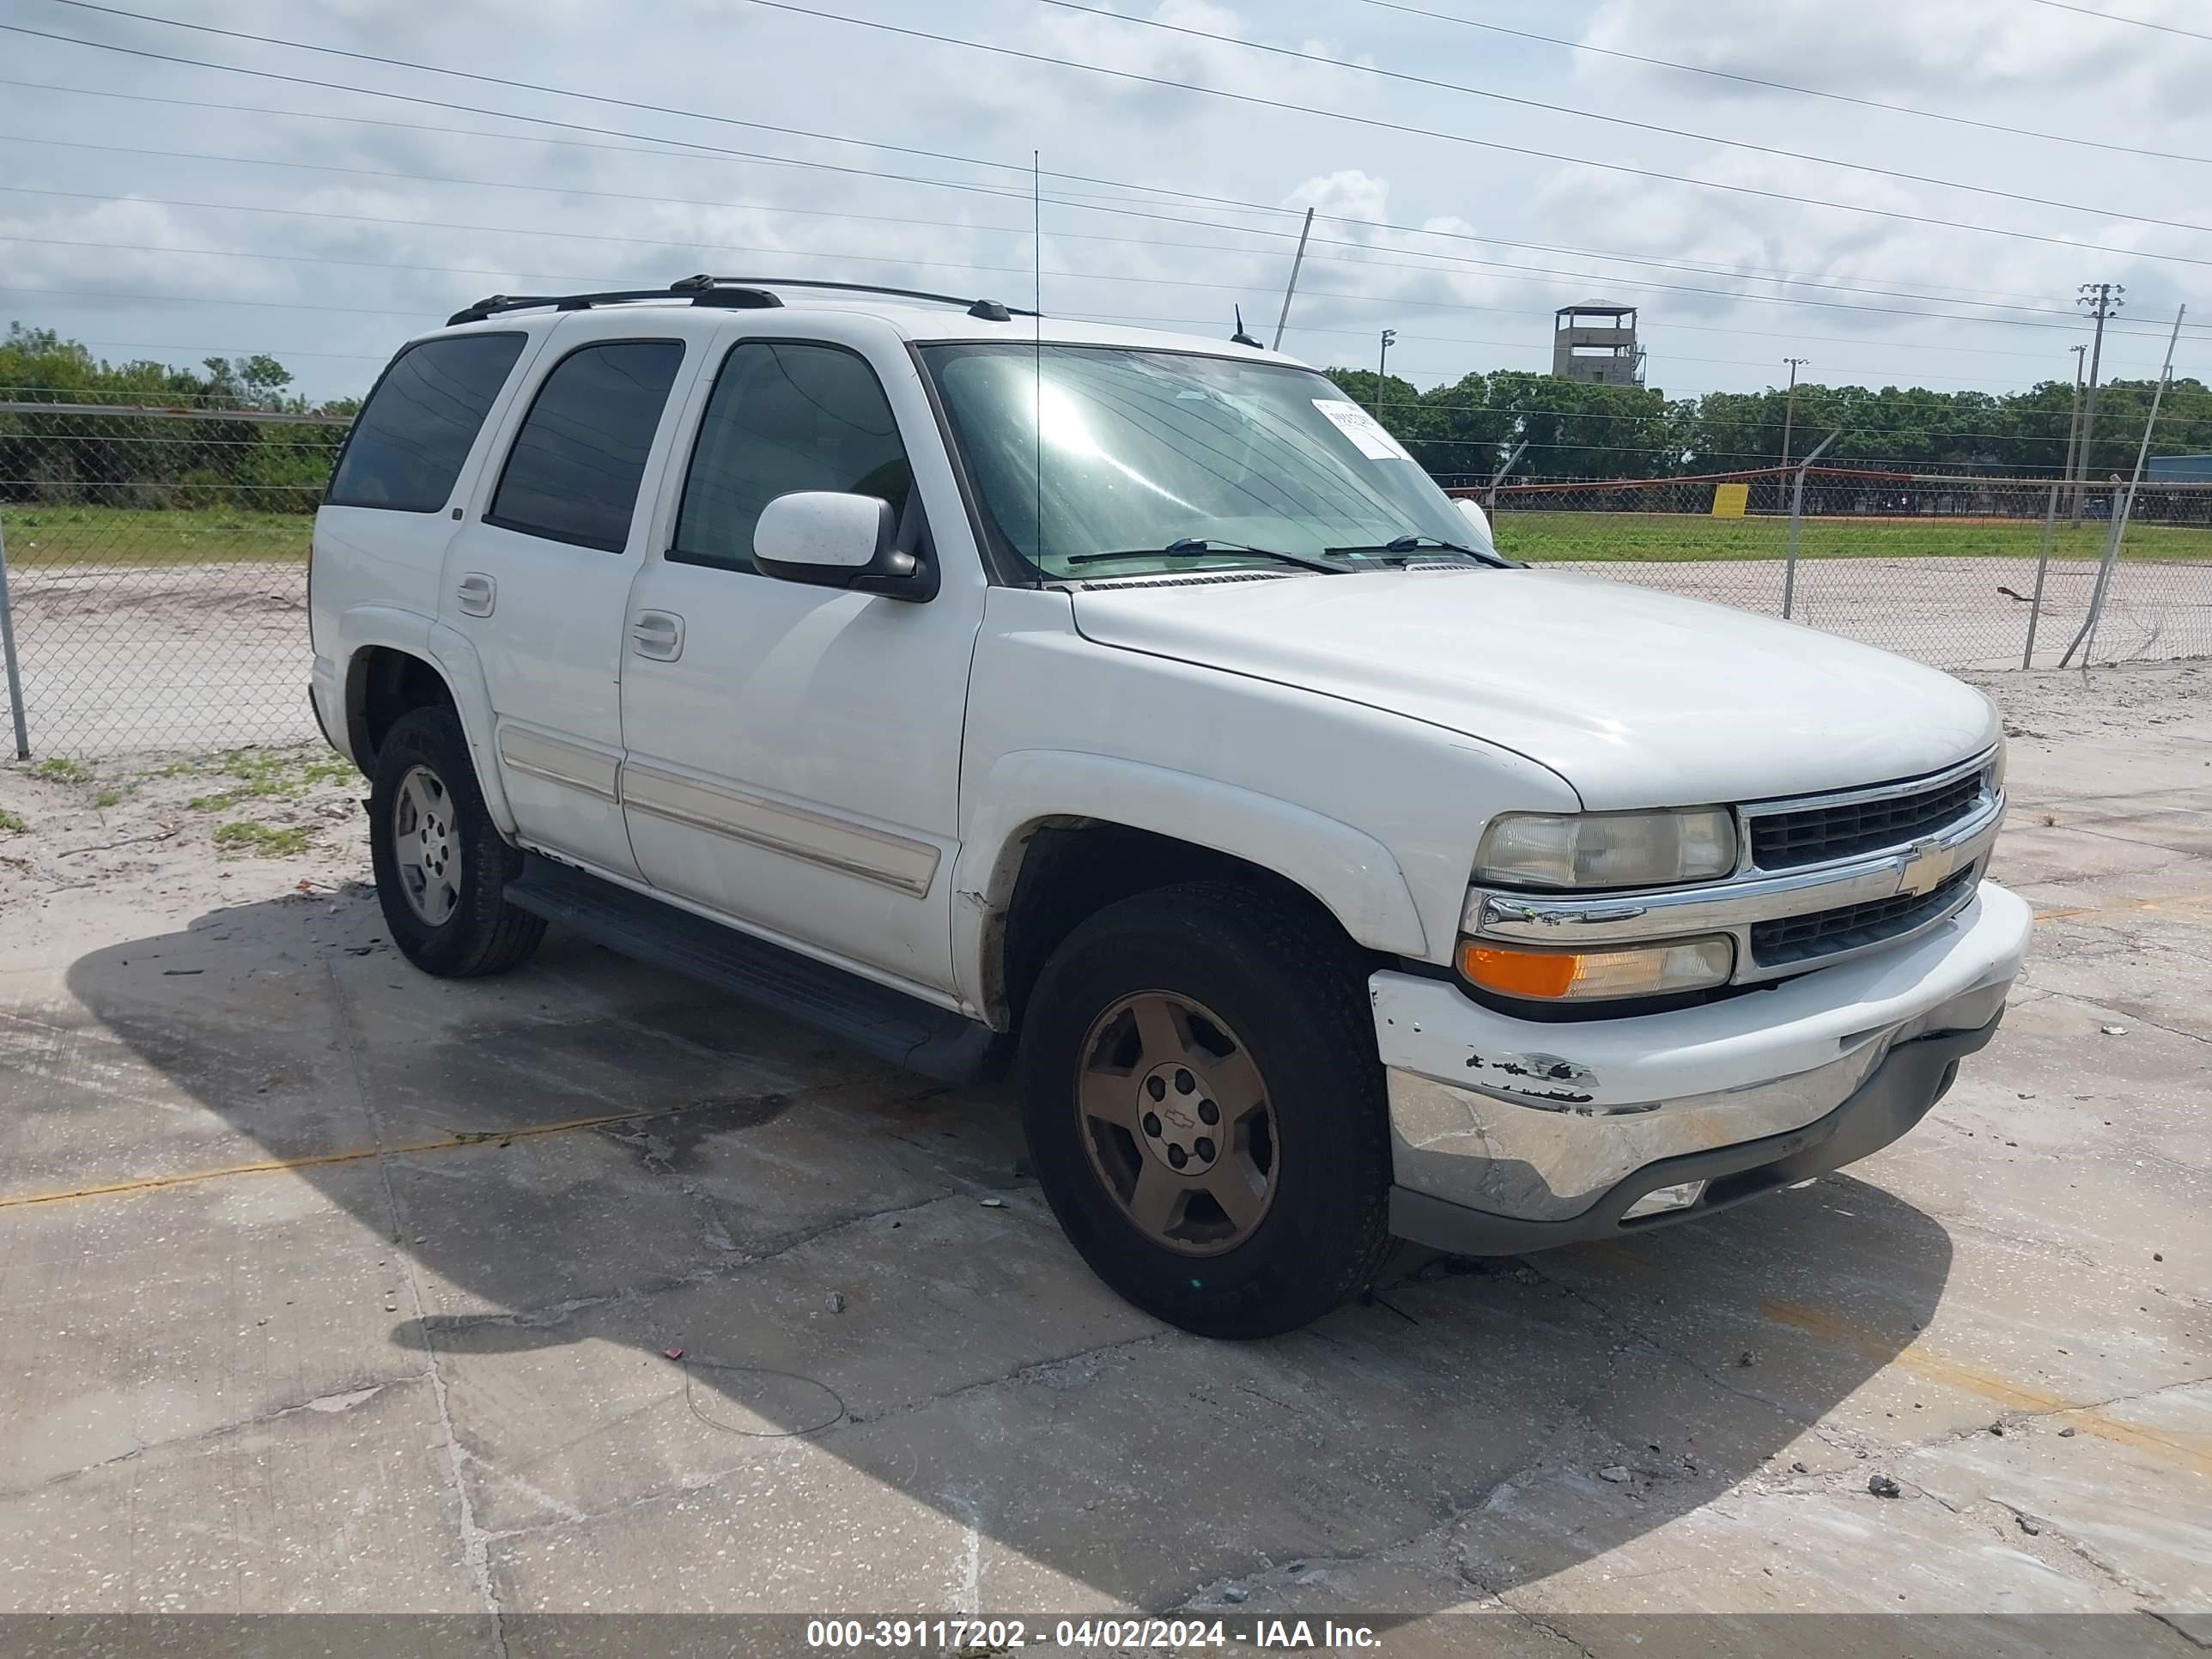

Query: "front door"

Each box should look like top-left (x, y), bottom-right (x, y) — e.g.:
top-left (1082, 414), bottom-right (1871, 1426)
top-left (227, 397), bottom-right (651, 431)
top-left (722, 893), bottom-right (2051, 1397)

top-left (618, 335), bottom-right (982, 997)
top-left (441, 324), bottom-right (694, 878)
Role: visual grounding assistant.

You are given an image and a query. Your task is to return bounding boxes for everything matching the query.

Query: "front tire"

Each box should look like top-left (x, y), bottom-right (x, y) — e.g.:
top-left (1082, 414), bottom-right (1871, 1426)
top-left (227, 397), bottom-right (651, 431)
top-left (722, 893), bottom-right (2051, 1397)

top-left (1017, 881), bottom-right (1392, 1339)
top-left (368, 705), bottom-right (545, 978)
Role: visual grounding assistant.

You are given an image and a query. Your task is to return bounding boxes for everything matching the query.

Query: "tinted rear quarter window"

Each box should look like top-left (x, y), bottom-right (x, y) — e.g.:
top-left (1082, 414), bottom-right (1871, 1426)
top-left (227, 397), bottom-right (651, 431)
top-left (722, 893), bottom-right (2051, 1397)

top-left (325, 332), bottom-right (526, 512)
top-left (672, 341), bottom-right (913, 574)
top-left (488, 339), bottom-right (686, 552)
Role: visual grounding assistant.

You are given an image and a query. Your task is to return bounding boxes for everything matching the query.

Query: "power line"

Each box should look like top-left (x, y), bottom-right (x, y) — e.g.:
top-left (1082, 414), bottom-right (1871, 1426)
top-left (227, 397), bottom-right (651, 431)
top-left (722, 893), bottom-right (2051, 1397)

top-left (3, 167), bottom-right (2181, 377)
top-left (18, 4), bottom-right (2212, 275)
top-left (2023, 0), bottom-right (2212, 45)
top-left (10, 70), bottom-right (2140, 323)
top-left (1036, 0), bottom-right (2212, 234)
top-left (9, 238), bottom-right (2137, 388)
top-left (9, 21), bottom-right (2203, 340)
top-left (1355, 0), bottom-right (2212, 168)
top-left (5, 90), bottom-right (2166, 345)
top-left (9, 129), bottom-right (2188, 352)
top-left (0, 203), bottom-right (2177, 385)
top-left (0, 75), bottom-right (2106, 322)
top-left (10, 280), bottom-right (2160, 392)
top-left (732, 0), bottom-right (2212, 268)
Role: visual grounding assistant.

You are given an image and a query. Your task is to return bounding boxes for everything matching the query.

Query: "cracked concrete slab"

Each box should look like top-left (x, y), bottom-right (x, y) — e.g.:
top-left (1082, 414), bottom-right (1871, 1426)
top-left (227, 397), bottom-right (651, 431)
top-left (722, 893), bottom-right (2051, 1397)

top-left (0, 1164), bottom-right (431, 1495)
top-left (0, 1371), bottom-right (481, 1613)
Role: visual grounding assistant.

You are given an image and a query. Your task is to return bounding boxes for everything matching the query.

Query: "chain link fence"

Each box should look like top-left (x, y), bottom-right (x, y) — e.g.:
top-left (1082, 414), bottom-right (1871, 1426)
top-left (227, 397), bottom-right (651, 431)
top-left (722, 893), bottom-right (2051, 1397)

top-left (0, 398), bottom-right (342, 757)
top-left (1468, 467), bottom-right (2212, 674)
top-left (4, 410), bottom-right (2211, 761)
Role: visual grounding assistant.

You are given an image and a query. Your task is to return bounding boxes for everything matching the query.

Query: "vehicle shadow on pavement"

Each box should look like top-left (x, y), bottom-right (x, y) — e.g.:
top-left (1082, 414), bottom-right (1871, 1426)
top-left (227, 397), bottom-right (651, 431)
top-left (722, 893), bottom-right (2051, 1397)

top-left (58, 892), bottom-right (1953, 1615)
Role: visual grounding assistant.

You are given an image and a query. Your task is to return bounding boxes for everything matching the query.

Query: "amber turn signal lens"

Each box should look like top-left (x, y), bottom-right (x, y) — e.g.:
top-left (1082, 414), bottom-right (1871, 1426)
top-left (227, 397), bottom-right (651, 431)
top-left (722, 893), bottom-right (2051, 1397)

top-left (1458, 935), bottom-right (1735, 1001)
top-left (1459, 943), bottom-right (1581, 999)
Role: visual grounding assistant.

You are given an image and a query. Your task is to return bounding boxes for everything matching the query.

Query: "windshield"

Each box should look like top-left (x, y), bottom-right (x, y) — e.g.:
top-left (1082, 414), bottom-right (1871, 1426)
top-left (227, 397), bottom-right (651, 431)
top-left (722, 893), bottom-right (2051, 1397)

top-left (918, 343), bottom-right (1493, 580)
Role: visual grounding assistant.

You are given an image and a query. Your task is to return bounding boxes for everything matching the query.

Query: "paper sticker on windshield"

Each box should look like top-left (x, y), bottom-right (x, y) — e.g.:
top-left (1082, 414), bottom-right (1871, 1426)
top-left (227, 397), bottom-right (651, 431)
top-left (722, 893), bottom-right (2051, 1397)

top-left (1312, 398), bottom-right (1413, 461)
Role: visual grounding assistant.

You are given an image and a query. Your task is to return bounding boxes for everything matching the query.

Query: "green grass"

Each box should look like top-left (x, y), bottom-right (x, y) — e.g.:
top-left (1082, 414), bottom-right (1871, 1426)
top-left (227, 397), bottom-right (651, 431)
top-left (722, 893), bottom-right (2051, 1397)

top-left (172, 748), bottom-right (357, 812)
top-left (8, 501), bottom-right (2211, 569)
top-left (93, 789), bottom-right (122, 809)
top-left (30, 757), bottom-right (88, 782)
top-left (0, 807), bottom-right (26, 835)
top-left (1494, 511), bottom-right (2212, 563)
top-left (212, 819), bottom-right (313, 859)
top-left (2, 505), bottom-right (312, 568)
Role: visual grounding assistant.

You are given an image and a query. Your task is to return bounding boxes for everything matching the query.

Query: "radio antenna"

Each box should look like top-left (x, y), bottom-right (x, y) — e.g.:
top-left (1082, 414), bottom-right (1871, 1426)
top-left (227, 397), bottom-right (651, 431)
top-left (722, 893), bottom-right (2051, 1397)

top-left (1033, 148), bottom-right (1044, 584)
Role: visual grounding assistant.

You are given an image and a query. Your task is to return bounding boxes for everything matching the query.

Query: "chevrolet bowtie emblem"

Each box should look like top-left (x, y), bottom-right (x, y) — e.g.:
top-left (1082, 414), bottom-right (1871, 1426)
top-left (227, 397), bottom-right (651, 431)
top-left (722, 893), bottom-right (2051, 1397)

top-left (1896, 836), bottom-right (1954, 898)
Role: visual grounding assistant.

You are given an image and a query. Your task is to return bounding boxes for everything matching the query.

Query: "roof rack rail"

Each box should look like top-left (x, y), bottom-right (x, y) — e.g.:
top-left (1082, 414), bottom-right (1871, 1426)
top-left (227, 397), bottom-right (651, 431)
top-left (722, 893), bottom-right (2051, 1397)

top-left (446, 283), bottom-right (783, 326)
top-left (672, 275), bottom-right (1036, 322)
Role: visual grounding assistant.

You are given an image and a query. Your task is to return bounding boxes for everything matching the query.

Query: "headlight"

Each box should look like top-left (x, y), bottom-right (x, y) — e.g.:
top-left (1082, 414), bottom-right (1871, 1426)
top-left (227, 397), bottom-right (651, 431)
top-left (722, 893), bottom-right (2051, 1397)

top-left (1459, 934), bottom-right (1735, 1002)
top-left (1475, 808), bottom-right (1737, 890)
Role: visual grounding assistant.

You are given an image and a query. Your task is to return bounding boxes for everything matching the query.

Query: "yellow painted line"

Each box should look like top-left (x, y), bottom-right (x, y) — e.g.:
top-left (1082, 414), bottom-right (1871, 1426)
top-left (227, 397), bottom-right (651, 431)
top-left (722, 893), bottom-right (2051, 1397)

top-left (2033, 891), bottom-right (2212, 926)
top-left (1763, 1301), bottom-right (2210, 1479)
top-left (0, 1077), bottom-right (871, 1213)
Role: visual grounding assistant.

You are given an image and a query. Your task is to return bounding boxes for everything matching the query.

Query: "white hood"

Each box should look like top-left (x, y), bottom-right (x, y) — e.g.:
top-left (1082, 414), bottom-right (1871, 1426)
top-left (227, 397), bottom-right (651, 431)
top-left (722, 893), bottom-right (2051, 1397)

top-left (1071, 568), bottom-right (2001, 811)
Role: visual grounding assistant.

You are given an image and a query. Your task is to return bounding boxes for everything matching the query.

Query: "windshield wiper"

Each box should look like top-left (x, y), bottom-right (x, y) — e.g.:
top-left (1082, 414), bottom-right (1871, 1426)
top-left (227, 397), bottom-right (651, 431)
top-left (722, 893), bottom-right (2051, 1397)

top-left (1324, 533), bottom-right (1494, 563)
top-left (1066, 538), bottom-right (1352, 574)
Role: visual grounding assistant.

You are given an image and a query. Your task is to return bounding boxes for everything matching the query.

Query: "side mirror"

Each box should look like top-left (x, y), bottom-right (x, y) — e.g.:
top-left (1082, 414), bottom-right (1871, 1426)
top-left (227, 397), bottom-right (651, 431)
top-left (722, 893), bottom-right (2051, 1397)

top-left (753, 491), bottom-right (936, 601)
top-left (1455, 496), bottom-right (1492, 539)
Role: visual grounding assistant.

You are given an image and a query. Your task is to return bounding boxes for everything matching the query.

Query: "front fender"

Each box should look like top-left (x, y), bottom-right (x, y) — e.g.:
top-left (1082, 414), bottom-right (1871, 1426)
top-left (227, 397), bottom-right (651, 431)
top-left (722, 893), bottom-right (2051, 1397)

top-left (952, 750), bottom-right (1431, 1018)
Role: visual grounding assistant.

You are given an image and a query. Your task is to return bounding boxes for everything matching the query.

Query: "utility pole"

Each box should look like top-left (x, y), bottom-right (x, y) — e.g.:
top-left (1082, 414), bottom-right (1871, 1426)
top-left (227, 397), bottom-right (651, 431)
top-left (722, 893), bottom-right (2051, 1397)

top-left (1374, 328), bottom-right (1397, 416)
top-left (1271, 206), bottom-right (1316, 351)
top-left (1780, 357), bottom-right (1809, 469)
top-left (2059, 342), bottom-right (2087, 509)
top-left (2072, 283), bottom-right (2123, 522)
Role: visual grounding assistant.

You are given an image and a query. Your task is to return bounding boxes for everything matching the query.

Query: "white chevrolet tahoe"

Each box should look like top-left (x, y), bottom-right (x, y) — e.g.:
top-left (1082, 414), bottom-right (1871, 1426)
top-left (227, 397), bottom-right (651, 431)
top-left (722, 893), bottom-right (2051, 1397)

top-left (308, 276), bottom-right (2030, 1338)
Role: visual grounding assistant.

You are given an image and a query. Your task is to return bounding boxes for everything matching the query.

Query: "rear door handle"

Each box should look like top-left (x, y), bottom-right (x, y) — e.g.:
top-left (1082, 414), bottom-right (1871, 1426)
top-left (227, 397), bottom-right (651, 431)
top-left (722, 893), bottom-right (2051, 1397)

top-left (455, 572), bottom-right (496, 617)
top-left (629, 610), bottom-right (684, 661)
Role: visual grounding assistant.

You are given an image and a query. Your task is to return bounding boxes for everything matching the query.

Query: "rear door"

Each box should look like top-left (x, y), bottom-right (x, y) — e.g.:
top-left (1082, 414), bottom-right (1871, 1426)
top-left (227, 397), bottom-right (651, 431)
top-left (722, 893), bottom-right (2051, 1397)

top-left (441, 319), bottom-right (699, 878)
top-left (312, 326), bottom-right (533, 674)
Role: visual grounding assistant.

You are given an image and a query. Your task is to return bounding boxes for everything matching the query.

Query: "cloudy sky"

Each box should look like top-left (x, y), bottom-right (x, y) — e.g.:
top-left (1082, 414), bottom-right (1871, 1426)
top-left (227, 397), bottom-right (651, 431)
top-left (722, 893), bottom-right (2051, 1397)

top-left (3, 0), bottom-right (2208, 404)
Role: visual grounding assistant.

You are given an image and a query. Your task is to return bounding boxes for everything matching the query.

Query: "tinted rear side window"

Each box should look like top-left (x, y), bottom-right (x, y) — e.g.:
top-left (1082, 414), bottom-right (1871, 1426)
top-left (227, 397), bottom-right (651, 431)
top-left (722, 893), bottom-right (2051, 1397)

top-left (325, 332), bottom-right (526, 512)
top-left (672, 341), bottom-right (912, 574)
top-left (488, 340), bottom-right (685, 552)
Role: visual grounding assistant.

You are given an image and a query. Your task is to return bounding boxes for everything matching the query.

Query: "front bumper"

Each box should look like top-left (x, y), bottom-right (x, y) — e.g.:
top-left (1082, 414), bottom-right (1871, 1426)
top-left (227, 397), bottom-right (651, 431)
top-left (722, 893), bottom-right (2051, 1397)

top-left (1372, 880), bottom-right (2031, 1254)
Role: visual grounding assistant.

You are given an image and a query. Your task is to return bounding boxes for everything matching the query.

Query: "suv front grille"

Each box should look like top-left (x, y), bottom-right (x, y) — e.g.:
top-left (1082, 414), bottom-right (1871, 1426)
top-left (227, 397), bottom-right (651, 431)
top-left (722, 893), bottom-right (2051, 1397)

top-left (1750, 865), bottom-right (1979, 967)
top-left (1749, 769), bottom-right (1986, 870)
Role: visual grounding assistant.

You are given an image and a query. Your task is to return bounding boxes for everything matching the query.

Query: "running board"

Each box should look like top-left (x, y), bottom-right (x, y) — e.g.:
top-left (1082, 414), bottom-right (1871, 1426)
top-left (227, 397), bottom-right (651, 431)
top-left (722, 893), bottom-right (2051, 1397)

top-left (505, 854), bottom-right (999, 1084)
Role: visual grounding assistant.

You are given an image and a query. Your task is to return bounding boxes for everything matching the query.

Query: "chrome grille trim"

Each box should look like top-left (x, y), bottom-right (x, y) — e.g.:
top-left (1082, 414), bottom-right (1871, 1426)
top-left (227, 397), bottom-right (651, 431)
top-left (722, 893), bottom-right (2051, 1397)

top-left (1737, 748), bottom-right (1999, 875)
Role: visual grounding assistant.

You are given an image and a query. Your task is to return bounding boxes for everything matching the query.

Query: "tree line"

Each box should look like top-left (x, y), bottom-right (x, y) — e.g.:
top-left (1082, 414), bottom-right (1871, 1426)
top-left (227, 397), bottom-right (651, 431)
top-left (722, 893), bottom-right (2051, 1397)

top-left (1323, 365), bottom-right (2212, 483)
top-left (5, 323), bottom-right (2207, 512)
top-left (0, 325), bottom-right (356, 510)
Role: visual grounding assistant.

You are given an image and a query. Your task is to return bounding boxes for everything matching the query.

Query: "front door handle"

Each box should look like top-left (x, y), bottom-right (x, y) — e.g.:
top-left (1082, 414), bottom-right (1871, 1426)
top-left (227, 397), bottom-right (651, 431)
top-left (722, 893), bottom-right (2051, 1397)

top-left (629, 610), bottom-right (684, 662)
top-left (455, 572), bottom-right (496, 617)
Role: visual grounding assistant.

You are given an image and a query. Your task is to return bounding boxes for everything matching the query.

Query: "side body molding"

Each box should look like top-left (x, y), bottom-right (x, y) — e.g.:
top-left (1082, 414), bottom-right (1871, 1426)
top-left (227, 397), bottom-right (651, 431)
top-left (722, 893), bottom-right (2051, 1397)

top-left (952, 750), bottom-right (1431, 1022)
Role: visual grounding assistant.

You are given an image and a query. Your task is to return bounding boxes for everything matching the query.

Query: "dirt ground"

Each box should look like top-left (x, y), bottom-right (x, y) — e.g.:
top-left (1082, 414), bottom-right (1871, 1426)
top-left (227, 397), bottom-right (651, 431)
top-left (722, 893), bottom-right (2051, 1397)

top-left (0, 663), bottom-right (2207, 1654)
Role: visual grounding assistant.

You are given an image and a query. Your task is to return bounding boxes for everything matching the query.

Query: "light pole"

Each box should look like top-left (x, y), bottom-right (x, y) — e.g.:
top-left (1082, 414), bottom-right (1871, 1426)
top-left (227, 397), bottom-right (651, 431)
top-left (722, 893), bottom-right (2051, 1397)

top-left (1780, 356), bottom-right (1809, 469)
top-left (1375, 328), bottom-right (1397, 415)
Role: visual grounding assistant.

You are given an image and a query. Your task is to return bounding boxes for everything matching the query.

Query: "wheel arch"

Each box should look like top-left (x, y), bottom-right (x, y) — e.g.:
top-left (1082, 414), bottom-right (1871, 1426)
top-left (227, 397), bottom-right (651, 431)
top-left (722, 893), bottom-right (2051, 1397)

top-left (953, 751), bottom-right (1430, 1028)
top-left (339, 615), bottom-right (515, 836)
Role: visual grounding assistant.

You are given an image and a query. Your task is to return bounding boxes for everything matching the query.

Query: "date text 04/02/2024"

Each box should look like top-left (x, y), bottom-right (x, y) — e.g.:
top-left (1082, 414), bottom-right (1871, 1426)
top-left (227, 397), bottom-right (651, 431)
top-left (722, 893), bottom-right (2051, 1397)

top-left (801, 1618), bottom-right (1383, 1649)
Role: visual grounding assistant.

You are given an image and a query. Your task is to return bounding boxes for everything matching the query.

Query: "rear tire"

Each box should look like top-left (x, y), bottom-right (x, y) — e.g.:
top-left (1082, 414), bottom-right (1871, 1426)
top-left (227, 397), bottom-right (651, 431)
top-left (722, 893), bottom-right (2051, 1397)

top-left (1017, 881), bottom-right (1392, 1339)
top-left (368, 704), bottom-right (545, 978)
